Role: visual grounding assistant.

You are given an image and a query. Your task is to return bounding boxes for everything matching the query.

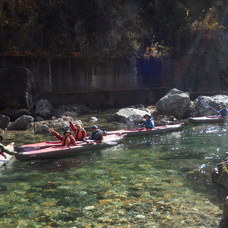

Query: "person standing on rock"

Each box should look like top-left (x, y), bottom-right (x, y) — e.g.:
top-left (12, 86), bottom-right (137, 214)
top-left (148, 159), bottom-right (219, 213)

top-left (141, 114), bottom-right (155, 129)
top-left (48, 128), bottom-right (76, 146)
top-left (69, 120), bottom-right (87, 141)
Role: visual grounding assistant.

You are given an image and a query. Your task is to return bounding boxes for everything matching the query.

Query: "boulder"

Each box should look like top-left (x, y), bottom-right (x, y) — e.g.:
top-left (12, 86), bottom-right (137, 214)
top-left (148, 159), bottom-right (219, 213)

top-left (0, 108), bottom-right (31, 121)
top-left (34, 99), bottom-right (53, 119)
top-left (111, 108), bottom-right (148, 125)
top-left (0, 66), bottom-right (33, 110)
top-left (0, 115), bottom-right (10, 129)
top-left (156, 88), bottom-right (191, 118)
top-left (8, 115), bottom-right (34, 130)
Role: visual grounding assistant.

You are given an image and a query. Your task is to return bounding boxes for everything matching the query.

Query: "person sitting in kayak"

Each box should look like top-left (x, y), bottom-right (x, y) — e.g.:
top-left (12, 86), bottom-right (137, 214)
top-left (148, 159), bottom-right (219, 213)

top-left (0, 135), bottom-right (15, 158)
top-left (219, 104), bottom-right (228, 117)
top-left (48, 128), bottom-right (76, 146)
top-left (141, 114), bottom-right (155, 129)
top-left (69, 120), bottom-right (87, 141)
top-left (88, 125), bottom-right (104, 141)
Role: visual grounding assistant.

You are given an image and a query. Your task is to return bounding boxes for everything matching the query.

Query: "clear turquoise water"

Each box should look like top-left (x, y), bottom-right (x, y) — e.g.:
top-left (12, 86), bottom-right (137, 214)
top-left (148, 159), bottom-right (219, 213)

top-left (0, 123), bottom-right (227, 227)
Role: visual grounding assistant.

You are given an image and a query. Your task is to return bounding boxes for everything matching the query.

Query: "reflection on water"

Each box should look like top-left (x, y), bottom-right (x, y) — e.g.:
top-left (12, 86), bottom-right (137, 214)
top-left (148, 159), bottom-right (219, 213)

top-left (1, 124), bottom-right (227, 227)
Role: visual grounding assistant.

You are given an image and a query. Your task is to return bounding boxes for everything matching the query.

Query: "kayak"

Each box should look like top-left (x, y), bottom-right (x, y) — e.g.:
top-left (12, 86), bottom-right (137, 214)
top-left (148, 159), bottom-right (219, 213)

top-left (0, 144), bottom-right (15, 168)
top-left (107, 123), bottom-right (183, 137)
top-left (188, 116), bottom-right (226, 124)
top-left (15, 134), bottom-right (125, 161)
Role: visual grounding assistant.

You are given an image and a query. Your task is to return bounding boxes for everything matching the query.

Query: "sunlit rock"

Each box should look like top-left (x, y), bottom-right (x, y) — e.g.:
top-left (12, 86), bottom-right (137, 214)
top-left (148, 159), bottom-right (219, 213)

top-left (156, 88), bottom-right (191, 119)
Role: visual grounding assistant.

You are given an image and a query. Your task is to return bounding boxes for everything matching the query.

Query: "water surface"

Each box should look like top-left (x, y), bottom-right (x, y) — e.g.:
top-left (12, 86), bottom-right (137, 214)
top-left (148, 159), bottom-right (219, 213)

top-left (1, 123), bottom-right (227, 227)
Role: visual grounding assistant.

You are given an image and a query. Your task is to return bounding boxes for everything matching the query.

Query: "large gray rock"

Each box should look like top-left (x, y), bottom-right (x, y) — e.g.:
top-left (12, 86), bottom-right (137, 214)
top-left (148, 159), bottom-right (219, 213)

top-left (111, 108), bottom-right (148, 125)
top-left (0, 115), bottom-right (10, 129)
top-left (34, 99), bottom-right (53, 119)
top-left (156, 88), bottom-right (191, 118)
top-left (8, 115), bottom-right (34, 130)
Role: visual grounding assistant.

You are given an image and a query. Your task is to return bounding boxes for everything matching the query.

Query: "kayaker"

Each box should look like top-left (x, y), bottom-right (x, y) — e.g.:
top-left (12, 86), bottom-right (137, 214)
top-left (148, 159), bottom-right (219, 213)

top-left (141, 114), bottom-right (155, 129)
top-left (88, 125), bottom-right (104, 141)
top-left (219, 104), bottom-right (228, 117)
top-left (48, 128), bottom-right (76, 146)
top-left (69, 120), bottom-right (87, 141)
top-left (0, 135), bottom-right (15, 158)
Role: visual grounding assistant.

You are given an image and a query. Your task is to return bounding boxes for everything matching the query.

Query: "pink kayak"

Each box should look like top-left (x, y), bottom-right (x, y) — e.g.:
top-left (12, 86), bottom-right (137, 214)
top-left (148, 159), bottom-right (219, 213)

top-left (15, 134), bottom-right (125, 161)
top-left (107, 123), bottom-right (183, 137)
top-left (188, 116), bottom-right (226, 123)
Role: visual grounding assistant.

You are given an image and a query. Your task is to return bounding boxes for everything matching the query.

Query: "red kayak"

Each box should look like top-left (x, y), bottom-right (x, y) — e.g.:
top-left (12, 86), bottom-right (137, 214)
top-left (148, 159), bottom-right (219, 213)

top-left (188, 116), bottom-right (226, 124)
top-left (107, 123), bottom-right (183, 137)
top-left (15, 134), bottom-right (125, 161)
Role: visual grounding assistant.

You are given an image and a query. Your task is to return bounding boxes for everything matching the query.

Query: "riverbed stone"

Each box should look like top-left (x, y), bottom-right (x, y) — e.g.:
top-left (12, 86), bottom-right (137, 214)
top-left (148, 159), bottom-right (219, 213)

top-left (156, 88), bottom-right (191, 118)
top-left (8, 115), bottom-right (34, 130)
top-left (0, 115), bottom-right (10, 129)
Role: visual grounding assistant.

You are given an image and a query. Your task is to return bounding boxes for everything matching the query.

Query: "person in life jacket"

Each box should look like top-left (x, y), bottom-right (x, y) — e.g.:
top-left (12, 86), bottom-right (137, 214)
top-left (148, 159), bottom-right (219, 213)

top-left (219, 104), bottom-right (228, 117)
top-left (0, 135), bottom-right (16, 158)
top-left (89, 125), bottom-right (104, 141)
top-left (69, 120), bottom-right (87, 141)
top-left (48, 128), bottom-right (76, 146)
top-left (141, 114), bottom-right (155, 129)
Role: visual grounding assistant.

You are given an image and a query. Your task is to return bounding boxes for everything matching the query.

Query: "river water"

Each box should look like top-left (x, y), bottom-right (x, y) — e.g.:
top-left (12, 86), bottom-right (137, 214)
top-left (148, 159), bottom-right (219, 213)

top-left (0, 120), bottom-right (227, 227)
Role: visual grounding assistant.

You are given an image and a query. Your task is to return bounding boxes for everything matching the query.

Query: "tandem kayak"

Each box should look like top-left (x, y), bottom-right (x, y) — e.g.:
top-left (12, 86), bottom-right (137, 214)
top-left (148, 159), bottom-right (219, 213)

top-left (188, 116), bottom-right (226, 124)
top-left (107, 123), bottom-right (183, 137)
top-left (14, 134), bottom-right (125, 161)
top-left (0, 143), bottom-right (15, 168)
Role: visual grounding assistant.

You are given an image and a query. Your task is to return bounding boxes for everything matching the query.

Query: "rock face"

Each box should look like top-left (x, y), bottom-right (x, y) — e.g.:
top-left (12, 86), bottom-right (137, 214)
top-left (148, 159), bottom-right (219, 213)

top-left (111, 108), bottom-right (148, 125)
top-left (0, 115), bottom-right (10, 129)
top-left (156, 88), bottom-right (191, 118)
top-left (0, 66), bottom-right (33, 110)
top-left (8, 115), bottom-right (34, 130)
top-left (34, 99), bottom-right (53, 119)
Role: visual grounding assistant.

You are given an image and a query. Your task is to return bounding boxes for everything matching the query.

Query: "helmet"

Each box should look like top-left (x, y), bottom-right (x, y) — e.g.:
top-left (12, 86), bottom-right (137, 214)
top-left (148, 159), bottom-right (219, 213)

top-left (91, 125), bottom-right (98, 129)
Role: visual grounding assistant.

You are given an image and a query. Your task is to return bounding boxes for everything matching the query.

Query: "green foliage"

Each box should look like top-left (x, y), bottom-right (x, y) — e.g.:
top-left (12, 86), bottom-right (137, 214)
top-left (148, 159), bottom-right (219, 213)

top-left (0, 0), bottom-right (226, 58)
